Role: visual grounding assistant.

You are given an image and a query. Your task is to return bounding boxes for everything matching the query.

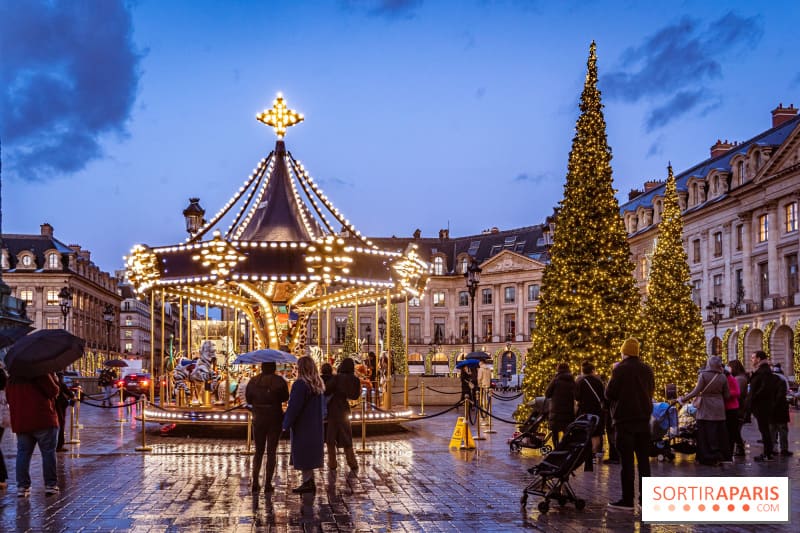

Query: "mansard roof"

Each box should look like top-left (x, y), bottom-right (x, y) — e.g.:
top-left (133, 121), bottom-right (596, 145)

top-left (0, 234), bottom-right (72, 271)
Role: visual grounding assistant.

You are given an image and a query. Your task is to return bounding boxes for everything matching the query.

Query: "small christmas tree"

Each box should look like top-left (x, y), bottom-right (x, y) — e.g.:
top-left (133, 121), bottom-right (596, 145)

top-left (341, 312), bottom-right (358, 360)
top-left (389, 303), bottom-right (407, 374)
top-left (641, 166), bottom-right (706, 398)
top-left (521, 42), bottom-right (641, 416)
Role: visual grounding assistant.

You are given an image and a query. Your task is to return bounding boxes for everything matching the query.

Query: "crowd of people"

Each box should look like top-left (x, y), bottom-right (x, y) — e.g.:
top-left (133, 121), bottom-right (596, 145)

top-left (543, 338), bottom-right (796, 511)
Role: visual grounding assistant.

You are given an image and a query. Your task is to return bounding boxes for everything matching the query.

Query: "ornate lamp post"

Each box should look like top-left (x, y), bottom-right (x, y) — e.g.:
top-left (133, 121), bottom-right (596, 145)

top-left (58, 286), bottom-right (73, 329)
top-left (103, 304), bottom-right (115, 361)
top-left (464, 256), bottom-right (482, 352)
top-left (182, 197), bottom-right (205, 236)
top-left (705, 297), bottom-right (724, 355)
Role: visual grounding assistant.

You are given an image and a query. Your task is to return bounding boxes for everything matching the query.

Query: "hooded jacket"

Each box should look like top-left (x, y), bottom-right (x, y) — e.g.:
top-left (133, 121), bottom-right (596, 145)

top-left (681, 358), bottom-right (730, 422)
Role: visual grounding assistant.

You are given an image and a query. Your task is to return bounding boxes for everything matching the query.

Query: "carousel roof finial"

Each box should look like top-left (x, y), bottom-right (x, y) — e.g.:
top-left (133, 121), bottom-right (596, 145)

top-left (256, 92), bottom-right (304, 139)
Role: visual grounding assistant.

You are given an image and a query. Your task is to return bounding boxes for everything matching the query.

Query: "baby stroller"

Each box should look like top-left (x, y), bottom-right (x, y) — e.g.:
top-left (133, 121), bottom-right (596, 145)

top-left (650, 401), bottom-right (679, 461)
top-left (671, 403), bottom-right (698, 455)
top-left (521, 414), bottom-right (599, 513)
top-left (509, 397), bottom-right (553, 454)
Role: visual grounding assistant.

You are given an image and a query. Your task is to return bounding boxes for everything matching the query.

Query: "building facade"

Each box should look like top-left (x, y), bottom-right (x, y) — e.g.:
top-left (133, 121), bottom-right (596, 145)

top-left (622, 104), bottom-right (800, 378)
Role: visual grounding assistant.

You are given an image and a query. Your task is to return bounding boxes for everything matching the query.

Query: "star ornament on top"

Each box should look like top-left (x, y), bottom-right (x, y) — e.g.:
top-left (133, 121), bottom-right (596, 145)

top-left (257, 93), bottom-right (304, 138)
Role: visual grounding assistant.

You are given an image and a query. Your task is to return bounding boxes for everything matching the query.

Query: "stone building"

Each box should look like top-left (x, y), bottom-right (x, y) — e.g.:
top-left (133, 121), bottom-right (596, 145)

top-left (622, 104), bottom-right (800, 378)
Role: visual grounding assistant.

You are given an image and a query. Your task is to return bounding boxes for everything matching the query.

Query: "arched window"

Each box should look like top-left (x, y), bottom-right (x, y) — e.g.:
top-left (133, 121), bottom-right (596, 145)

top-left (48, 253), bottom-right (60, 269)
top-left (433, 256), bottom-right (444, 276)
top-left (737, 160), bottom-right (745, 185)
top-left (460, 257), bottom-right (468, 274)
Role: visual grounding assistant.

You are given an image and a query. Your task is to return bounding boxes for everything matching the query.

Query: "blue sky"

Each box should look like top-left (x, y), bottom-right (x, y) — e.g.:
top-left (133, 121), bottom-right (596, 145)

top-left (2, 0), bottom-right (799, 272)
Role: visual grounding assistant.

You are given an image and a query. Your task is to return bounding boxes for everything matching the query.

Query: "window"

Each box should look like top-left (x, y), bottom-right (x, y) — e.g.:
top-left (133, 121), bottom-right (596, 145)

top-left (504, 313), bottom-right (516, 341)
top-left (125, 317), bottom-right (133, 326)
top-left (713, 232), bottom-right (722, 257)
top-left (18, 289), bottom-right (33, 305)
top-left (736, 225), bottom-right (743, 251)
top-left (21, 254), bottom-right (33, 267)
top-left (693, 239), bottom-right (701, 263)
top-left (482, 316), bottom-right (493, 341)
top-left (124, 330), bottom-right (133, 338)
top-left (692, 280), bottom-right (702, 308)
top-left (46, 290), bottom-right (59, 306)
top-left (786, 203), bottom-right (798, 233)
top-left (433, 256), bottom-right (444, 276)
top-left (458, 316), bottom-right (469, 341)
top-left (46, 317), bottom-right (60, 329)
top-left (737, 160), bottom-right (745, 184)
top-left (433, 291), bottom-right (446, 307)
top-left (124, 342), bottom-right (133, 352)
top-left (334, 317), bottom-right (347, 344)
top-left (713, 274), bottom-right (723, 300)
top-left (528, 312), bottom-right (536, 336)
top-left (433, 319), bottom-right (445, 344)
top-left (527, 284), bottom-right (540, 301)
top-left (787, 255), bottom-right (798, 296)
top-left (48, 253), bottom-right (60, 269)
top-left (408, 317), bottom-right (421, 343)
top-left (758, 214), bottom-right (768, 242)
top-left (308, 319), bottom-right (318, 343)
top-left (409, 297), bottom-right (420, 307)
top-left (460, 257), bottom-right (469, 274)
top-left (458, 291), bottom-right (468, 306)
top-left (735, 269), bottom-right (744, 304)
top-left (481, 288), bottom-right (492, 305)
top-left (504, 286), bottom-right (515, 304)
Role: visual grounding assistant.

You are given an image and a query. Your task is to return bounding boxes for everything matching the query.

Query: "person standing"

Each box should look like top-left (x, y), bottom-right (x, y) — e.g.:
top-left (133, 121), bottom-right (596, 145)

top-left (605, 338), bottom-right (654, 511)
top-left (722, 365), bottom-right (740, 462)
top-left (728, 359), bottom-right (749, 456)
top-left (545, 362), bottom-right (576, 447)
top-left (54, 372), bottom-right (75, 452)
top-left (6, 372), bottom-right (60, 497)
top-left (770, 364), bottom-right (792, 456)
top-left (477, 360), bottom-right (493, 410)
top-left (282, 356), bottom-right (325, 494)
top-left (679, 356), bottom-right (730, 465)
top-left (324, 358), bottom-right (361, 471)
top-left (749, 350), bottom-right (777, 461)
top-left (245, 362), bottom-right (289, 493)
top-left (98, 368), bottom-right (116, 407)
top-left (576, 360), bottom-right (605, 469)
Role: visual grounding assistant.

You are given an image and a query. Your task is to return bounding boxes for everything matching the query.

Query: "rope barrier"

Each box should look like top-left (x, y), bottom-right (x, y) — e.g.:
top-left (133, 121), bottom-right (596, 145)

top-left (475, 403), bottom-right (519, 425)
top-left (146, 402), bottom-right (246, 414)
top-left (425, 387), bottom-right (461, 395)
top-left (366, 399), bottom-right (465, 421)
top-left (80, 396), bottom-right (139, 409)
top-left (491, 392), bottom-right (523, 401)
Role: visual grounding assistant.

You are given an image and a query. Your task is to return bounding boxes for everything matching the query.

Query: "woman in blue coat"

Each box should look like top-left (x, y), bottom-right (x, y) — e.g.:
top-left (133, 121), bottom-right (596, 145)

top-left (282, 356), bottom-right (325, 494)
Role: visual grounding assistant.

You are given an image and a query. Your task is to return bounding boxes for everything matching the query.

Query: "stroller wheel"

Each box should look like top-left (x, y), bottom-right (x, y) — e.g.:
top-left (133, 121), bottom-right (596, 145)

top-left (557, 497), bottom-right (567, 507)
top-left (510, 442), bottom-right (521, 453)
top-left (540, 445), bottom-right (552, 454)
top-left (538, 501), bottom-right (550, 513)
top-left (575, 499), bottom-right (586, 510)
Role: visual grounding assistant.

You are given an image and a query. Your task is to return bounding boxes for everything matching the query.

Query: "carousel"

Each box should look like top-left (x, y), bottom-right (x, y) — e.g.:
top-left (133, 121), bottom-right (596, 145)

top-left (125, 93), bottom-right (430, 427)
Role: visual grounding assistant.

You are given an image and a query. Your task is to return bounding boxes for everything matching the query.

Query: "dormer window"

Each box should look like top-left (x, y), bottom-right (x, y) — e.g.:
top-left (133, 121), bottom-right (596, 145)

top-left (460, 256), bottom-right (468, 274)
top-left (737, 160), bottom-right (745, 185)
top-left (17, 252), bottom-right (36, 269)
top-left (433, 256), bottom-right (445, 276)
top-left (47, 252), bottom-right (60, 270)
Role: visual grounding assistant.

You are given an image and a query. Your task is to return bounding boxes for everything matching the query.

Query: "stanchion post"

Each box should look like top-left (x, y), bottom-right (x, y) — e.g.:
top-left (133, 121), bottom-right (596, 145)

top-left (474, 394), bottom-right (485, 440)
top-left (66, 401), bottom-right (79, 445)
top-left (419, 379), bottom-right (425, 416)
top-left (241, 411), bottom-right (254, 455)
top-left (76, 387), bottom-right (84, 429)
top-left (135, 397), bottom-right (153, 452)
top-left (116, 386), bottom-right (127, 422)
top-left (485, 391), bottom-right (496, 433)
top-left (403, 374), bottom-right (408, 408)
top-left (356, 389), bottom-right (372, 454)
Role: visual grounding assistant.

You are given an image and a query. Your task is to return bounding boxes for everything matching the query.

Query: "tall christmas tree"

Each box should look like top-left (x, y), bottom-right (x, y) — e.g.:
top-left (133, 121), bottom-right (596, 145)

top-left (388, 303), bottom-right (407, 374)
top-left (341, 312), bottom-right (358, 359)
top-left (521, 42), bottom-right (641, 408)
top-left (641, 166), bottom-right (706, 398)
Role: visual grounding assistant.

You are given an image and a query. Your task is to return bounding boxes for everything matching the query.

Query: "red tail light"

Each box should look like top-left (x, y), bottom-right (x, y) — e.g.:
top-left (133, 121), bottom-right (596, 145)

top-left (140, 380), bottom-right (149, 387)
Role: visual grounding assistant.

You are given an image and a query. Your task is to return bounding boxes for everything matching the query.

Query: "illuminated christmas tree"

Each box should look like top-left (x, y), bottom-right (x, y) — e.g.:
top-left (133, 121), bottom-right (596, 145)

top-left (521, 42), bottom-right (641, 412)
top-left (388, 303), bottom-right (407, 374)
top-left (342, 311), bottom-right (358, 359)
top-left (641, 166), bottom-right (706, 398)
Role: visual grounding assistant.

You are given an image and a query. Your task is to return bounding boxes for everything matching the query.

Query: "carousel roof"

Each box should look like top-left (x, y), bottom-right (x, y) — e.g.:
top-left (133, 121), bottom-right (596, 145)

top-left (126, 94), bottom-right (429, 348)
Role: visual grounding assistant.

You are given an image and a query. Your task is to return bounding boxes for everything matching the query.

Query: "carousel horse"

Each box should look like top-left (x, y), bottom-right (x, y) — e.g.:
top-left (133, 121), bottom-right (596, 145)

top-left (189, 341), bottom-right (220, 403)
top-left (355, 359), bottom-right (372, 403)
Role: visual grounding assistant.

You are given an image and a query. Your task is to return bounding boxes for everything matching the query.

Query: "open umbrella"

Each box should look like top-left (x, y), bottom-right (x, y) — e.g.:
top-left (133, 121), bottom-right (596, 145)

top-left (232, 349), bottom-right (298, 365)
top-left (4, 329), bottom-right (85, 378)
top-left (465, 351), bottom-right (491, 361)
top-left (0, 325), bottom-right (34, 349)
top-left (104, 359), bottom-right (129, 368)
top-left (455, 359), bottom-right (480, 369)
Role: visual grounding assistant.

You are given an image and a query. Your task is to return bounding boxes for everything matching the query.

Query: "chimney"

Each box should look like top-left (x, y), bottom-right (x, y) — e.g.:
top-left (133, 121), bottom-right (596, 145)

top-left (40, 223), bottom-right (53, 237)
top-left (643, 180), bottom-right (663, 192)
top-left (438, 229), bottom-right (449, 240)
top-left (772, 103), bottom-right (798, 128)
top-left (710, 139), bottom-right (735, 158)
top-left (413, 228), bottom-right (421, 239)
top-left (490, 227), bottom-right (499, 234)
top-left (69, 244), bottom-right (81, 253)
top-left (628, 188), bottom-right (643, 201)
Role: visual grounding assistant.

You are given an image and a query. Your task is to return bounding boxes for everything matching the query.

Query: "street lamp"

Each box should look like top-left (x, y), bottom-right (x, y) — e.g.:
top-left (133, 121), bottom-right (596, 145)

top-left (705, 297), bottom-right (725, 355)
top-left (182, 197), bottom-right (205, 236)
top-left (464, 256), bottom-right (482, 352)
top-left (58, 286), bottom-right (73, 329)
top-left (103, 304), bottom-right (115, 361)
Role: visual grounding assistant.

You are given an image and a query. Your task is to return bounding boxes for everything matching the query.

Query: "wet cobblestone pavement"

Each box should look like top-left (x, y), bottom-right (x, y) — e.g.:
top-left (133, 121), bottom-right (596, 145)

top-left (1, 397), bottom-right (798, 532)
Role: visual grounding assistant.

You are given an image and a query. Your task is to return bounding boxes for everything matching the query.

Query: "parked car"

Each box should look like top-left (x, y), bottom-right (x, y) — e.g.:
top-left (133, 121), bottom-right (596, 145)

top-left (118, 373), bottom-right (151, 395)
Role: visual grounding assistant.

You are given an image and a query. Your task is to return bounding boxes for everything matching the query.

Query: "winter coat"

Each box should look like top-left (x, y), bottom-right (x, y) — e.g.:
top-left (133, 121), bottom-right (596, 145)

top-left (681, 369), bottom-right (730, 421)
top-left (605, 356), bottom-right (655, 431)
top-left (6, 373), bottom-right (59, 434)
top-left (771, 373), bottom-right (790, 424)
top-left (575, 374), bottom-right (604, 416)
top-left (245, 372), bottom-right (289, 428)
top-left (749, 363), bottom-right (776, 418)
top-left (325, 359), bottom-right (361, 448)
top-left (734, 373), bottom-right (749, 417)
top-left (282, 378), bottom-right (324, 471)
top-left (723, 374), bottom-right (740, 411)
top-left (545, 371), bottom-right (576, 428)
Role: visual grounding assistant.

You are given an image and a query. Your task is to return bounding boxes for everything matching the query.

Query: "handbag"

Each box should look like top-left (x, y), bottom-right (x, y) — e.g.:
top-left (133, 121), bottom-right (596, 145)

top-left (691, 374), bottom-right (719, 409)
top-left (0, 390), bottom-right (10, 429)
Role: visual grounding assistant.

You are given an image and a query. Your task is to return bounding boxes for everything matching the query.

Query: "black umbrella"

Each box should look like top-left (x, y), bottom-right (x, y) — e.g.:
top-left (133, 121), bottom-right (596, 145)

top-left (104, 359), bottom-right (129, 368)
top-left (0, 325), bottom-right (35, 349)
top-left (4, 329), bottom-right (85, 378)
top-left (465, 351), bottom-right (491, 361)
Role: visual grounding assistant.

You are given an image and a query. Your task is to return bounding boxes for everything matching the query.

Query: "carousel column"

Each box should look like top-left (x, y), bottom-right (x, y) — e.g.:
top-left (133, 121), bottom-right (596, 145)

top-left (187, 297), bottom-right (193, 357)
top-left (375, 298), bottom-right (380, 406)
top-left (205, 302), bottom-right (210, 340)
top-left (149, 290), bottom-right (156, 404)
top-left (383, 290), bottom-right (392, 410)
top-left (160, 288), bottom-right (166, 406)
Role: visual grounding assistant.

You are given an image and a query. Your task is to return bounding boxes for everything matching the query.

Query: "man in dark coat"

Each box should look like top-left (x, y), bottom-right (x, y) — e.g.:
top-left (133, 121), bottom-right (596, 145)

top-left (54, 372), bottom-right (75, 452)
top-left (245, 362), bottom-right (289, 492)
top-left (605, 338), bottom-right (654, 511)
top-left (325, 358), bottom-right (361, 471)
top-left (749, 350), bottom-right (777, 461)
top-left (6, 372), bottom-right (60, 497)
top-left (545, 362), bottom-right (575, 447)
top-left (769, 365), bottom-right (792, 456)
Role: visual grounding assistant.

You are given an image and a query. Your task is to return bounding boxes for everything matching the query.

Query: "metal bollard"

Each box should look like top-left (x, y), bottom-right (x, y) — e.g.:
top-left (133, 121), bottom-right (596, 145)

top-left (356, 390), bottom-right (373, 454)
top-left (485, 391), bottom-right (496, 433)
top-left (135, 397), bottom-right (153, 452)
top-left (116, 387), bottom-right (127, 422)
top-left (66, 401), bottom-right (80, 445)
top-left (241, 411), bottom-right (254, 455)
top-left (418, 379), bottom-right (425, 416)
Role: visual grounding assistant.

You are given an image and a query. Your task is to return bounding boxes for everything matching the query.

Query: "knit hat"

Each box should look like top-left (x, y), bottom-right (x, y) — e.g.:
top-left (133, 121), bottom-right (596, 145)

top-left (620, 337), bottom-right (640, 357)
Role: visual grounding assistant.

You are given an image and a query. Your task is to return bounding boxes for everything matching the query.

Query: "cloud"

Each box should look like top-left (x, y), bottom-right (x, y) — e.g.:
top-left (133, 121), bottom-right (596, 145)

top-left (0, 0), bottom-right (142, 181)
top-left (513, 172), bottom-right (550, 184)
top-left (602, 11), bottom-right (762, 130)
top-left (341, 0), bottom-right (423, 19)
top-left (316, 176), bottom-right (353, 188)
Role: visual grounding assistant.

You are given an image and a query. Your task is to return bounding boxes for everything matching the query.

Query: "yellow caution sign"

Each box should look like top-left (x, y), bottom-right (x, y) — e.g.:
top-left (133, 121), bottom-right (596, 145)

top-left (449, 416), bottom-right (476, 449)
